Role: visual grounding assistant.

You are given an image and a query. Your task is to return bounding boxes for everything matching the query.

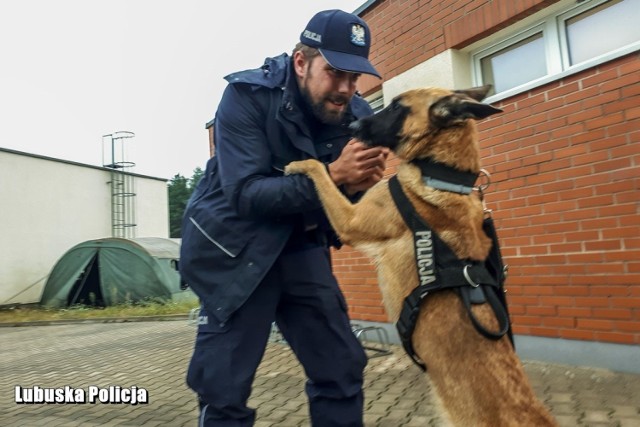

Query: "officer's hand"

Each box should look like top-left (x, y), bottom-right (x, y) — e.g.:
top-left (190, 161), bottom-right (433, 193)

top-left (328, 139), bottom-right (390, 193)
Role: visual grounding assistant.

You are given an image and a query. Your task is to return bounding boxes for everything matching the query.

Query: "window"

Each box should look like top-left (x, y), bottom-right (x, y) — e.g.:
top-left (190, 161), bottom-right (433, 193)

top-left (365, 91), bottom-right (384, 113)
top-left (471, 0), bottom-right (640, 99)
top-left (563, 0), bottom-right (640, 66)
top-left (480, 31), bottom-right (547, 95)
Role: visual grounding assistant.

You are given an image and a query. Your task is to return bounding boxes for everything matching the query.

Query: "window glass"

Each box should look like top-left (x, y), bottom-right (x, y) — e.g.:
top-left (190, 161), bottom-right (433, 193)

top-left (566, 0), bottom-right (640, 65)
top-left (480, 33), bottom-right (546, 94)
top-left (368, 96), bottom-right (384, 113)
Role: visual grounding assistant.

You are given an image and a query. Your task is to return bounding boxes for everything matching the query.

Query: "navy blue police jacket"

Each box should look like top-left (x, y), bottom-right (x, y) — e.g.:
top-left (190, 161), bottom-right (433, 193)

top-left (179, 53), bottom-right (374, 324)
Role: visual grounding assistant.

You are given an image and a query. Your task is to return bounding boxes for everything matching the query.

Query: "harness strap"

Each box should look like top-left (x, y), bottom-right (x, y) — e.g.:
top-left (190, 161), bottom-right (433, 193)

top-left (395, 272), bottom-right (470, 372)
top-left (457, 285), bottom-right (510, 340)
top-left (483, 216), bottom-right (514, 346)
top-left (396, 286), bottom-right (428, 370)
top-left (388, 176), bottom-right (431, 371)
top-left (388, 176), bottom-right (512, 371)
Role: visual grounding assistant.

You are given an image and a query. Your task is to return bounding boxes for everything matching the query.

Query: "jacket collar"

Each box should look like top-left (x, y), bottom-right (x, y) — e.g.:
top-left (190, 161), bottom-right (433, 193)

top-left (224, 53), bottom-right (290, 89)
top-left (225, 53), bottom-right (374, 158)
top-left (225, 53), bottom-right (373, 120)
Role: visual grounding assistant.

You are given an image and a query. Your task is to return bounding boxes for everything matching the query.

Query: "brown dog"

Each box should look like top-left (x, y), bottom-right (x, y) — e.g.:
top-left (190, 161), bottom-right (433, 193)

top-left (285, 86), bottom-right (557, 426)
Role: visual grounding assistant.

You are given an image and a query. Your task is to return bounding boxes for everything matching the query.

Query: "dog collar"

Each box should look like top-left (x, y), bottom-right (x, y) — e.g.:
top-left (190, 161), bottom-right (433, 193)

top-left (412, 158), bottom-right (478, 195)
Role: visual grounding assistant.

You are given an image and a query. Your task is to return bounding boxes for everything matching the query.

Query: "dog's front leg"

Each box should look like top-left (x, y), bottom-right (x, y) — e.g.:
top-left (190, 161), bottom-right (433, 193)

top-left (285, 159), bottom-right (357, 239)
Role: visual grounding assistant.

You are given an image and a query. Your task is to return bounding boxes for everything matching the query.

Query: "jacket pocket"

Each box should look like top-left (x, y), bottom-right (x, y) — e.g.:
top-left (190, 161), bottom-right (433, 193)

top-left (187, 214), bottom-right (252, 258)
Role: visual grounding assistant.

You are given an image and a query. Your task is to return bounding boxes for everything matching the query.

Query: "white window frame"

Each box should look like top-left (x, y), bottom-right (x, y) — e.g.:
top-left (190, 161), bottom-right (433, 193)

top-left (365, 90), bottom-right (384, 113)
top-left (469, 0), bottom-right (640, 103)
top-left (471, 23), bottom-right (550, 95)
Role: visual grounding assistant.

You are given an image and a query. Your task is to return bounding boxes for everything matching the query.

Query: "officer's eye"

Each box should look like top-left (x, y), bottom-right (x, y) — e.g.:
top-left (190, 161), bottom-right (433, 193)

top-left (329, 68), bottom-right (360, 82)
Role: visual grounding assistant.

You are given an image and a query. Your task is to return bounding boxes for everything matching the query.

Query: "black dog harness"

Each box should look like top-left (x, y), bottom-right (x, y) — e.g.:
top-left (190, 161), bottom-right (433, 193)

top-left (389, 162), bottom-right (513, 371)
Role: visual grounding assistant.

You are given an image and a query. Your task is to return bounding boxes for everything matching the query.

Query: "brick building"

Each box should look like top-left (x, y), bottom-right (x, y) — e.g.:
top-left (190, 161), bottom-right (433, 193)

top-left (206, 0), bottom-right (639, 371)
top-left (344, 0), bottom-right (638, 370)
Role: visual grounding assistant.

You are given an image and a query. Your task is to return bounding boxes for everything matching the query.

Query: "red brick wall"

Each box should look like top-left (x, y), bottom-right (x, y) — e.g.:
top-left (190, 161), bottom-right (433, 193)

top-left (357, 0), bottom-right (561, 96)
top-left (334, 0), bottom-right (640, 345)
top-left (207, 125), bottom-right (215, 157)
top-left (479, 53), bottom-right (640, 345)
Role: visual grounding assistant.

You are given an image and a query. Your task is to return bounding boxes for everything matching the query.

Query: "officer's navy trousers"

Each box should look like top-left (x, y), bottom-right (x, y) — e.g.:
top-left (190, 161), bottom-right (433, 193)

top-left (187, 245), bottom-right (368, 426)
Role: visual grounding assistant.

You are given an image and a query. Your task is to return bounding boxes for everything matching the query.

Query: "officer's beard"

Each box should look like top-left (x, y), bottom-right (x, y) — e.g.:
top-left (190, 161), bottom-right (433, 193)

top-left (299, 80), bottom-right (349, 126)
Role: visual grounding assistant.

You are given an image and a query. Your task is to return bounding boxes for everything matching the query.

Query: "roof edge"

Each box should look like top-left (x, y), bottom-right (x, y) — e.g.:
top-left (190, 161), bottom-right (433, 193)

top-left (0, 147), bottom-right (169, 182)
top-left (353, 0), bottom-right (377, 15)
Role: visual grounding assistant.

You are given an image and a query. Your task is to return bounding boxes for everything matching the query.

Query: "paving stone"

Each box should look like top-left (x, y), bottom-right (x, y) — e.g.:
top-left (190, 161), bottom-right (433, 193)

top-left (613, 406), bottom-right (640, 418)
top-left (619, 419), bottom-right (640, 427)
top-left (0, 320), bottom-right (638, 426)
top-left (583, 409), bottom-right (613, 422)
top-left (555, 414), bottom-right (582, 427)
top-left (549, 402), bottom-right (578, 415)
top-left (549, 392), bottom-right (574, 403)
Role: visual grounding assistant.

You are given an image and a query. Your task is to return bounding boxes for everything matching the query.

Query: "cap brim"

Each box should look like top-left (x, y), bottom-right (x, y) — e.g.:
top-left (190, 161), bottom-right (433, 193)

top-left (319, 49), bottom-right (381, 79)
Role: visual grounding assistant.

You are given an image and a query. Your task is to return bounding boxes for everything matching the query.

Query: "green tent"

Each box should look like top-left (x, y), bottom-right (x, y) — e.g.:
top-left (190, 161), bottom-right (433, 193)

top-left (40, 237), bottom-right (194, 307)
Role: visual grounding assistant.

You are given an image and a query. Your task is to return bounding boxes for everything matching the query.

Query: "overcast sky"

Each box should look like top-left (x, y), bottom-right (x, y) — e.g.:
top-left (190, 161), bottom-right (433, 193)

top-left (0, 0), bottom-right (367, 179)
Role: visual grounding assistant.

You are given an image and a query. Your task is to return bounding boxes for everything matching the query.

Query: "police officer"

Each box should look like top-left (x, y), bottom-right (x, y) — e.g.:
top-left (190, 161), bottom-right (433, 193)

top-left (180, 9), bottom-right (388, 426)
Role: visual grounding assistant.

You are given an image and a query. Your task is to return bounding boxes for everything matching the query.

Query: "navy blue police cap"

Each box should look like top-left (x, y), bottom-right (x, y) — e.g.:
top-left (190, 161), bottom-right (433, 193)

top-left (300, 9), bottom-right (381, 79)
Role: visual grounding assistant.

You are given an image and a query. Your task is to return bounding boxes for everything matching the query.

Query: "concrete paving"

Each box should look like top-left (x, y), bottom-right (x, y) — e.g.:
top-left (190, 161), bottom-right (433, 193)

top-left (0, 320), bottom-right (639, 426)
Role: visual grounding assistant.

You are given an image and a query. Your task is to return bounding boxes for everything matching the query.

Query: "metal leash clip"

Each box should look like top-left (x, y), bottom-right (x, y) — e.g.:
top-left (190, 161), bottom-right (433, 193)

top-left (475, 169), bottom-right (493, 217)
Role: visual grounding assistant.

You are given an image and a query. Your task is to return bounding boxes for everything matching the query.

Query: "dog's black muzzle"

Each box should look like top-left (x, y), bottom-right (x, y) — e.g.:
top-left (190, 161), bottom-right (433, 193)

top-left (349, 100), bottom-right (409, 150)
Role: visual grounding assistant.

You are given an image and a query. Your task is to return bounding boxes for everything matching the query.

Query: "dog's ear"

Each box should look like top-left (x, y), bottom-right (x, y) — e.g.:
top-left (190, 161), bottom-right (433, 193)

top-left (430, 91), bottom-right (502, 128)
top-left (453, 85), bottom-right (493, 102)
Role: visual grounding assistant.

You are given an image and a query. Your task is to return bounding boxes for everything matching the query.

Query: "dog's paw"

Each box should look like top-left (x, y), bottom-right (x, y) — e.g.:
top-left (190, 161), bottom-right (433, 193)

top-left (284, 160), bottom-right (318, 176)
top-left (284, 161), bottom-right (305, 175)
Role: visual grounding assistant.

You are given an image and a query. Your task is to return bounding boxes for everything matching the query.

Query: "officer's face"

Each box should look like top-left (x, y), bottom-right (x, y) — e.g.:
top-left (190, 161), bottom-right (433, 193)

top-left (295, 52), bottom-right (360, 125)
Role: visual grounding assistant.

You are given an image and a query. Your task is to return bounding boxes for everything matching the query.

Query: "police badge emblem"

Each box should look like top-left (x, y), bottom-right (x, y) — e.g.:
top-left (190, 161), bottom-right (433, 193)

top-left (350, 24), bottom-right (366, 46)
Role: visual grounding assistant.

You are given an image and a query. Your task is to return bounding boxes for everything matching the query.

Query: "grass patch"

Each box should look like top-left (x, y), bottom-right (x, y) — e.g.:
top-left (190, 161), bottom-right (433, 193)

top-left (0, 298), bottom-right (199, 324)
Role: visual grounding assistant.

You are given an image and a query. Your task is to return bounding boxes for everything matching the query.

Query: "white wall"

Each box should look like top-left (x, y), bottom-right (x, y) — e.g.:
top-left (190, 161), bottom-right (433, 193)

top-left (381, 49), bottom-right (473, 103)
top-left (0, 149), bottom-right (169, 304)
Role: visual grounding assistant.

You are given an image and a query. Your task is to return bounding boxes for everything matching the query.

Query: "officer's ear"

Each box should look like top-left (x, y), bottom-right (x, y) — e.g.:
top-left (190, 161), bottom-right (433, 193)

top-left (293, 51), bottom-right (308, 79)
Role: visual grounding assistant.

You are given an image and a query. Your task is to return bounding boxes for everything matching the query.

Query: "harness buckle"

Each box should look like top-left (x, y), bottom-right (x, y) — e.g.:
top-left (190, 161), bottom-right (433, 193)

top-left (463, 265), bottom-right (480, 288)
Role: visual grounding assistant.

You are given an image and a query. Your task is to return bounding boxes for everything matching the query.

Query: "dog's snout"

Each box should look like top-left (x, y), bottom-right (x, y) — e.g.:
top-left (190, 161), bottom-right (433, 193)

top-left (349, 120), bottom-right (362, 133)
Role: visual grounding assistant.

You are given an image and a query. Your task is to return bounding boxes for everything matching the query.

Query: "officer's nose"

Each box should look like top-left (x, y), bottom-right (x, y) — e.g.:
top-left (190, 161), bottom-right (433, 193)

top-left (339, 76), bottom-right (357, 95)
